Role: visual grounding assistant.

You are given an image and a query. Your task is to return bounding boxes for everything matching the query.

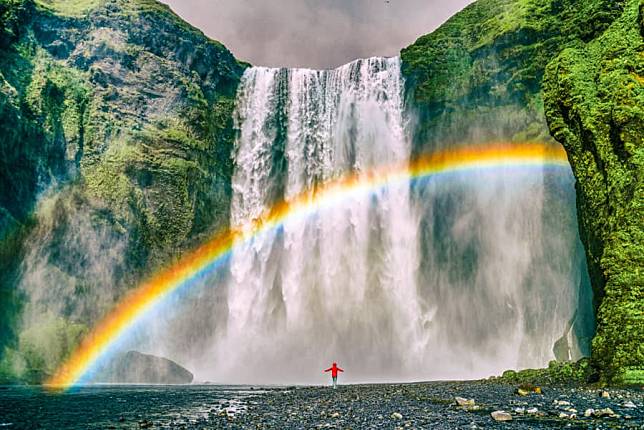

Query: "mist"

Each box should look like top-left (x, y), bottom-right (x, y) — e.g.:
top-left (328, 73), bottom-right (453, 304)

top-left (161, 0), bottom-right (475, 68)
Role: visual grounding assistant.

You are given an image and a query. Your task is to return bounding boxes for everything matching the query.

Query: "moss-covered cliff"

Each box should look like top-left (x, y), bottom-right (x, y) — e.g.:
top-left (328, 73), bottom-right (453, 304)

top-left (543, 0), bottom-right (643, 384)
top-left (0, 0), bottom-right (245, 382)
top-left (401, 0), bottom-right (642, 383)
top-left (401, 0), bottom-right (627, 151)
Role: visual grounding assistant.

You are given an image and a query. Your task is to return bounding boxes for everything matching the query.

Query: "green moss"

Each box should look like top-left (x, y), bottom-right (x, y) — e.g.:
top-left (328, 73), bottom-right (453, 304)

top-left (0, 317), bottom-right (88, 383)
top-left (0, 0), bottom-right (245, 383)
top-left (35, 0), bottom-right (101, 16)
top-left (543, 0), bottom-right (643, 383)
top-left (496, 359), bottom-right (592, 385)
top-left (403, 0), bottom-right (640, 385)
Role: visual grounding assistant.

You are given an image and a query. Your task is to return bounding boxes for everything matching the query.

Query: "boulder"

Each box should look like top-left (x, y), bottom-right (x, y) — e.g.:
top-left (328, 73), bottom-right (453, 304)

top-left (93, 351), bottom-right (193, 384)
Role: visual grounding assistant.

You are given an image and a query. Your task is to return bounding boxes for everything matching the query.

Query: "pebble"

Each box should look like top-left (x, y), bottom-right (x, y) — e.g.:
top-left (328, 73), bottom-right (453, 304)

top-left (391, 412), bottom-right (403, 420)
top-left (455, 397), bottom-right (475, 407)
top-left (490, 411), bottom-right (512, 421)
top-left (600, 390), bottom-right (611, 399)
top-left (584, 408), bottom-right (594, 417)
top-left (527, 407), bottom-right (539, 414)
top-left (624, 401), bottom-right (637, 408)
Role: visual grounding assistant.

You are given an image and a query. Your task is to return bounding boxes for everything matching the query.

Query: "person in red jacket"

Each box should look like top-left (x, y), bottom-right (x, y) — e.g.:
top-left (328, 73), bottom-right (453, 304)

top-left (324, 362), bottom-right (344, 389)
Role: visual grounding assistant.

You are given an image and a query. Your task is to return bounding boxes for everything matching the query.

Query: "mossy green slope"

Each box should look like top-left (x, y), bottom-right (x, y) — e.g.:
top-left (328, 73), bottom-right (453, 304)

top-left (543, 0), bottom-right (643, 384)
top-left (402, 0), bottom-right (642, 383)
top-left (0, 0), bottom-right (245, 382)
top-left (401, 0), bottom-right (626, 151)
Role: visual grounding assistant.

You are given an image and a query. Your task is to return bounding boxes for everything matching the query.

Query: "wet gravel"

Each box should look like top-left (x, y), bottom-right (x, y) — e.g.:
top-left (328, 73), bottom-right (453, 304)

top-left (0, 382), bottom-right (642, 429)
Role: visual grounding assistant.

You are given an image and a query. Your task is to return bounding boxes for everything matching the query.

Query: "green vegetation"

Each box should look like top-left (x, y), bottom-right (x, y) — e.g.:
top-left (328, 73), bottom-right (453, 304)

top-left (402, 0), bottom-right (642, 384)
top-left (543, 0), bottom-right (643, 384)
top-left (495, 359), bottom-right (592, 386)
top-left (0, 317), bottom-right (88, 383)
top-left (35, 0), bottom-right (101, 16)
top-left (0, 0), bottom-right (245, 382)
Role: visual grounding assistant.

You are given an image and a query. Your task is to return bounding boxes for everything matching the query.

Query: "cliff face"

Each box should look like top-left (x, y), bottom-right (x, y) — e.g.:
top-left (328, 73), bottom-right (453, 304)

top-left (402, 0), bottom-right (642, 383)
top-left (0, 0), bottom-right (245, 382)
top-left (400, 0), bottom-right (626, 151)
top-left (543, 1), bottom-right (643, 384)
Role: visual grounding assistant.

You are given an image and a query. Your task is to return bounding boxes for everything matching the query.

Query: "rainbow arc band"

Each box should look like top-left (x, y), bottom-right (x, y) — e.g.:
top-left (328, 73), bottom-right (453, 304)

top-left (46, 142), bottom-right (569, 389)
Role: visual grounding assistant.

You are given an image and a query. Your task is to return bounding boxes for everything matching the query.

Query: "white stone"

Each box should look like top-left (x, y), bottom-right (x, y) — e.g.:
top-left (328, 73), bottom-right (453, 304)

top-left (455, 397), bottom-right (475, 407)
top-left (491, 411), bottom-right (512, 422)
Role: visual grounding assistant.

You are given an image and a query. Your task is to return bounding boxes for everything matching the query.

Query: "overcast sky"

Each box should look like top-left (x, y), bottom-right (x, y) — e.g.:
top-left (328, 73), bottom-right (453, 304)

top-left (161, 0), bottom-right (474, 69)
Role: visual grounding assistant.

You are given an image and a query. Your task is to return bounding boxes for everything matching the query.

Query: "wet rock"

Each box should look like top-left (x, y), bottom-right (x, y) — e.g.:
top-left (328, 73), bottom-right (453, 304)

top-left (600, 390), bottom-right (610, 399)
top-left (584, 408), bottom-right (594, 417)
top-left (490, 411), bottom-right (512, 421)
top-left (330, 412), bottom-right (340, 418)
top-left (93, 351), bottom-right (193, 384)
top-left (391, 412), bottom-right (403, 420)
top-left (527, 407), bottom-right (539, 414)
top-left (623, 401), bottom-right (636, 409)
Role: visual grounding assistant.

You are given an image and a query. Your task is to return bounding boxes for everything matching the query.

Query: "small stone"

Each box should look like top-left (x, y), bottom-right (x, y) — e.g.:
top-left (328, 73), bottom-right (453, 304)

top-left (455, 397), bottom-right (475, 407)
top-left (596, 407), bottom-right (616, 417)
top-left (584, 408), bottom-right (594, 417)
top-left (491, 411), bottom-right (512, 421)
top-left (600, 390), bottom-right (610, 399)
top-left (554, 400), bottom-right (571, 406)
top-left (391, 412), bottom-right (403, 420)
top-left (514, 407), bottom-right (525, 414)
top-left (623, 401), bottom-right (636, 409)
top-left (331, 412), bottom-right (340, 418)
top-left (559, 412), bottom-right (568, 419)
top-left (527, 407), bottom-right (539, 414)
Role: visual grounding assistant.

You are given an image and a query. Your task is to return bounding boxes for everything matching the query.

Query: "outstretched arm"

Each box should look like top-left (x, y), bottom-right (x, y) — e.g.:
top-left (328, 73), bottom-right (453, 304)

top-left (324, 367), bottom-right (332, 372)
top-left (337, 367), bottom-right (344, 372)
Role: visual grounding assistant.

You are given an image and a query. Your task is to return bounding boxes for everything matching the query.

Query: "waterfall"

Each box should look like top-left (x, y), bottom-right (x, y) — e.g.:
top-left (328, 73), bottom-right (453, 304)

top-left (202, 57), bottom-right (592, 384)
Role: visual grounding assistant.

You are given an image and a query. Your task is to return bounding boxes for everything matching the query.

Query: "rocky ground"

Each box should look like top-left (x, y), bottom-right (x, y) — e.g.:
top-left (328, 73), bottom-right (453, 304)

top-left (0, 382), bottom-right (642, 429)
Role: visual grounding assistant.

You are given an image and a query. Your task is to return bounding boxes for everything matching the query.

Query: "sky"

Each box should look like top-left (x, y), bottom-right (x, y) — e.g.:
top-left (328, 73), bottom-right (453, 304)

top-left (161, 0), bottom-right (474, 69)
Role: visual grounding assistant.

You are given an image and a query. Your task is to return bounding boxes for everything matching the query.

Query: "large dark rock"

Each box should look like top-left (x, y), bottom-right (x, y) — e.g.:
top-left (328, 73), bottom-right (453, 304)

top-left (94, 350), bottom-right (193, 384)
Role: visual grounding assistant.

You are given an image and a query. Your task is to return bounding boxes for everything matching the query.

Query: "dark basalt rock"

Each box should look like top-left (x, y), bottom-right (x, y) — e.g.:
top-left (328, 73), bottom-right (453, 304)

top-left (94, 350), bottom-right (193, 384)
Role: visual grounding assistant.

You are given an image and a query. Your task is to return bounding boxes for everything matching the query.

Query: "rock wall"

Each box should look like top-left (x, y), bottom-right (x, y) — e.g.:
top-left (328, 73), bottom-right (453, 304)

top-left (543, 0), bottom-right (643, 384)
top-left (401, 0), bottom-right (642, 383)
top-left (0, 0), bottom-right (245, 382)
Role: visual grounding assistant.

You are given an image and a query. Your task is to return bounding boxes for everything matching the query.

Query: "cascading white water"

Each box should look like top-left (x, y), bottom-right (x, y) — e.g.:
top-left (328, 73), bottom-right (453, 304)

top-left (201, 57), bottom-right (591, 384)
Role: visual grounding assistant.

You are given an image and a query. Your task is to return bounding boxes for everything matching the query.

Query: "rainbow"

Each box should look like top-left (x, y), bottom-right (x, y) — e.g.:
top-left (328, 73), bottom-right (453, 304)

top-left (46, 142), bottom-right (569, 389)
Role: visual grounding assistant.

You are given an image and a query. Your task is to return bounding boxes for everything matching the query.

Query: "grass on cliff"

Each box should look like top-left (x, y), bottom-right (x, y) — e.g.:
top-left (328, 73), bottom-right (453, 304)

top-left (35, 0), bottom-right (101, 16)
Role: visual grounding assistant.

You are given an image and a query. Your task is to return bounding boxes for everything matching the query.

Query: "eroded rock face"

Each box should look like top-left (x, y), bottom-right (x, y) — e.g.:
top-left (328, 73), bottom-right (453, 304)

top-left (543, 0), bottom-right (643, 384)
top-left (93, 350), bottom-right (193, 384)
top-left (0, 0), bottom-right (245, 382)
top-left (401, 0), bottom-right (641, 383)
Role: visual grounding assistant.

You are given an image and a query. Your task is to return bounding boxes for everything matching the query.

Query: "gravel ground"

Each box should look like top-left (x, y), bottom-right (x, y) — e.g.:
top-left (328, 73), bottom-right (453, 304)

top-left (0, 382), bottom-right (642, 429)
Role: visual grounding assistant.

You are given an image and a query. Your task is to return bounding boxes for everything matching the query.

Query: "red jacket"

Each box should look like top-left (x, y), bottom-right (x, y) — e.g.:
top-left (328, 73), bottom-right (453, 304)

top-left (324, 363), bottom-right (344, 378)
